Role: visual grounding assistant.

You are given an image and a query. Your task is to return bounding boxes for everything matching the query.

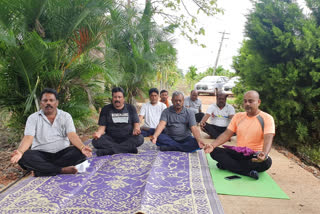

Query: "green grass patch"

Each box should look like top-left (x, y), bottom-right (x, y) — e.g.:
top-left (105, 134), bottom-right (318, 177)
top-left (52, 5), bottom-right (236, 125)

top-left (297, 145), bottom-right (320, 166)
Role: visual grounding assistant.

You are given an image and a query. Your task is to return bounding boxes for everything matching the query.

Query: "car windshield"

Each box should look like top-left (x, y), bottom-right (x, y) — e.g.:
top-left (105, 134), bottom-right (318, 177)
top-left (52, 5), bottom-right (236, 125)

top-left (200, 76), bottom-right (220, 82)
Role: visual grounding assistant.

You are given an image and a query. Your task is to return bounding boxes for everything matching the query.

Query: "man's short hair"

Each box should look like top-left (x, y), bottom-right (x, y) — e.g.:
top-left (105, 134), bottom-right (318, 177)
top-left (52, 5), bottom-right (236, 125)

top-left (172, 91), bottom-right (184, 99)
top-left (149, 88), bottom-right (159, 95)
top-left (40, 88), bottom-right (59, 100)
top-left (160, 89), bottom-right (168, 95)
top-left (112, 87), bottom-right (125, 97)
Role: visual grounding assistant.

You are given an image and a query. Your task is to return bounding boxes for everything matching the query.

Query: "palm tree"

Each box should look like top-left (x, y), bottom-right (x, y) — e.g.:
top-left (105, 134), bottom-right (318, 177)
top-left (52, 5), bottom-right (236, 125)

top-left (0, 0), bottom-right (112, 130)
top-left (154, 40), bottom-right (178, 90)
top-left (103, 2), bottom-right (177, 104)
top-left (185, 65), bottom-right (198, 88)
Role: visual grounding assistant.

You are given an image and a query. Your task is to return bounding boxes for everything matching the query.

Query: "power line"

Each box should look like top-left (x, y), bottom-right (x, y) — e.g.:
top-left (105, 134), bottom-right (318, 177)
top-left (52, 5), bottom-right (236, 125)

top-left (213, 31), bottom-right (229, 75)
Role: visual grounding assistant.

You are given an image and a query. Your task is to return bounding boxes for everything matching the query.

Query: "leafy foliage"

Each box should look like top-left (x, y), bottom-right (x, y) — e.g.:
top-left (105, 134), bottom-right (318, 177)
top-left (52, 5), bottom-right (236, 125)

top-left (0, 0), bottom-right (112, 130)
top-left (103, 2), bottom-right (178, 103)
top-left (185, 65), bottom-right (198, 88)
top-left (233, 0), bottom-right (320, 163)
top-left (123, 0), bottom-right (223, 46)
top-left (154, 41), bottom-right (180, 90)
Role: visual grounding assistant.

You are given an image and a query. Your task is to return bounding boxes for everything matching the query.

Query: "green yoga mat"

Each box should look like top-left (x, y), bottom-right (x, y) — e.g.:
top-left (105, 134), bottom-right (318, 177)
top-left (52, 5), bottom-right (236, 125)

top-left (207, 154), bottom-right (289, 199)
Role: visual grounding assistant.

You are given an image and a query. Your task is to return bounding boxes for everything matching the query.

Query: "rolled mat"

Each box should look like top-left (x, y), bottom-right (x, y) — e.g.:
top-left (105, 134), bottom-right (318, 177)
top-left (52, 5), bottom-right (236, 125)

top-left (207, 154), bottom-right (289, 199)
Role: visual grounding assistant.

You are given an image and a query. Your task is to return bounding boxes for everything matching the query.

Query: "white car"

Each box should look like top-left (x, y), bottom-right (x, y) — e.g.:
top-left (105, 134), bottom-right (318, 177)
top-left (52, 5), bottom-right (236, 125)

top-left (194, 76), bottom-right (229, 96)
top-left (222, 76), bottom-right (240, 95)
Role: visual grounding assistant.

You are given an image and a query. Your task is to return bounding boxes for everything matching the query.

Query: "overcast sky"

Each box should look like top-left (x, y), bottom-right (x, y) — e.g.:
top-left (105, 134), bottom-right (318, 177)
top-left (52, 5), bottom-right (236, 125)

top-left (174, 0), bottom-right (309, 74)
top-left (136, 0), bottom-right (308, 74)
top-left (174, 0), bottom-right (253, 74)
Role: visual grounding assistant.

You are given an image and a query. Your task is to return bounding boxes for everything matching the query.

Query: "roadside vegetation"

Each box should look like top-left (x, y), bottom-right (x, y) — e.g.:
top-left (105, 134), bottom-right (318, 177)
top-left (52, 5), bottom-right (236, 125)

top-left (0, 0), bottom-right (221, 144)
top-left (232, 0), bottom-right (320, 166)
top-left (0, 0), bottom-right (319, 168)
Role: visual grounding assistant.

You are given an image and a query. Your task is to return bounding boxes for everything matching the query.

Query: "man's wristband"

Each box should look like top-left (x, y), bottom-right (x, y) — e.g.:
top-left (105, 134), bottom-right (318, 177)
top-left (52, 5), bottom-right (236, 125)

top-left (80, 145), bottom-right (85, 151)
top-left (17, 149), bottom-right (24, 154)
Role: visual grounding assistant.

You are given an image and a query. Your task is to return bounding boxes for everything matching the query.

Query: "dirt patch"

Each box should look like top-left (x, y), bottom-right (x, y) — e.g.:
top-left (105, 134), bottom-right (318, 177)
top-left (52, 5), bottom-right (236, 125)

top-left (199, 94), bottom-right (217, 105)
top-left (274, 145), bottom-right (320, 179)
top-left (0, 150), bottom-right (24, 190)
top-left (0, 122), bottom-right (23, 191)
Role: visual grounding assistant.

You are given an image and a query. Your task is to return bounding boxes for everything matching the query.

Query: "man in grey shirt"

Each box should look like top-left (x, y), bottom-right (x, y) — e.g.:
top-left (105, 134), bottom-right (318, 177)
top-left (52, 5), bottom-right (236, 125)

top-left (11, 88), bottom-right (92, 176)
top-left (184, 90), bottom-right (204, 123)
top-left (151, 91), bottom-right (204, 152)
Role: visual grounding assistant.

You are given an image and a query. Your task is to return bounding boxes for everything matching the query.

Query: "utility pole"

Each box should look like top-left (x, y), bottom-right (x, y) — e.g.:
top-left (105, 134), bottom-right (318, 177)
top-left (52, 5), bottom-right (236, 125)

top-left (213, 31), bottom-right (229, 75)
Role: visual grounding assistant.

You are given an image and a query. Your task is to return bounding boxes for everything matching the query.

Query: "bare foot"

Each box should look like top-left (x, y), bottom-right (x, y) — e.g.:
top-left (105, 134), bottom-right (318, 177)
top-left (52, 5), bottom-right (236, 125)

top-left (61, 166), bottom-right (78, 174)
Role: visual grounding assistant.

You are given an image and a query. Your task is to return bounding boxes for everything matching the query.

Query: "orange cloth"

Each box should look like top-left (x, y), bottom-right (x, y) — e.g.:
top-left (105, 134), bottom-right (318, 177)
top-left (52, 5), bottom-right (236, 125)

top-left (161, 100), bottom-right (170, 108)
top-left (227, 111), bottom-right (275, 151)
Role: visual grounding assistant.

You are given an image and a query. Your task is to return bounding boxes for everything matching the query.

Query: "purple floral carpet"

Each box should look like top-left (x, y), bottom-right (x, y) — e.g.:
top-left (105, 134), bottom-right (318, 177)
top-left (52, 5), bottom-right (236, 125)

top-left (0, 142), bottom-right (223, 214)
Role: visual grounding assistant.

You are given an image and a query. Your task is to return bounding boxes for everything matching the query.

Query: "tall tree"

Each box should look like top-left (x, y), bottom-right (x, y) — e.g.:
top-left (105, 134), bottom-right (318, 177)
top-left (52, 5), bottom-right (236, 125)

top-left (121, 0), bottom-right (222, 46)
top-left (185, 65), bottom-right (198, 88)
top-left (103, 1), bottom-right (177, 103)
top-left (233, 0), bottom-right (320, 160)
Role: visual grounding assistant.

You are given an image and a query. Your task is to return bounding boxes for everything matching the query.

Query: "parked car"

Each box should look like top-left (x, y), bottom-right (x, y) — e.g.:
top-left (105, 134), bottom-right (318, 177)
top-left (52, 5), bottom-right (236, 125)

top-left (222, 76), bottom-right (240, 95)
top-left (194, 76), bottom-right (229, 96)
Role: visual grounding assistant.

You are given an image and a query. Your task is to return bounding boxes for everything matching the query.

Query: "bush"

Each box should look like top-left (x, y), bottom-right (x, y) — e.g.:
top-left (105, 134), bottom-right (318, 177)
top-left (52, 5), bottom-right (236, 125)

top-left (233, 0), bottom-right (320, 164)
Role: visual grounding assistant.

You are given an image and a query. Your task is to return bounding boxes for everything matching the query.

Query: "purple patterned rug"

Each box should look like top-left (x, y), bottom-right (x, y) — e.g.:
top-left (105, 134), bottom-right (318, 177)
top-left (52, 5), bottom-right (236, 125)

top-left (0, 142), bottom-right (223, 213)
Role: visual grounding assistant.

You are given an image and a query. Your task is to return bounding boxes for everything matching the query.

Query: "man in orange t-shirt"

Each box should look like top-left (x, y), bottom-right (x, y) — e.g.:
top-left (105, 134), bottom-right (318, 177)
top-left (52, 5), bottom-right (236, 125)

top-left (202, 90), bottom-right (275, 179)
top-left (160, 89), bottom-right (172, 108)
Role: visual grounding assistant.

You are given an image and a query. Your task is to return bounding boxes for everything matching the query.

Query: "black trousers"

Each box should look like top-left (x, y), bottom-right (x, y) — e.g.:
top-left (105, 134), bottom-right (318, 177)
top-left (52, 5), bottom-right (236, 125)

top-left (195, 112), bottom-right (205, 123)
top-left (18, 146), bottom-right (86, 177)
top-left (92, 134), bottom-right (144, 155)
top-left (203, 123), bottom-right (227, 139)
top-left (210, 147), bottom-right (272, 176)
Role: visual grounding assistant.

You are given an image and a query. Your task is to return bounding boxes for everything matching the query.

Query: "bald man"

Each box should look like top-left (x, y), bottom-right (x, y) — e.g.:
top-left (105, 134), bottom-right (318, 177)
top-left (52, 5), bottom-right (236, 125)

top-left (200, 92), bottom-right (235, 139)
top-left (202, 91), bottom-right (275, 179)
top-left (184, 90), bottom-right (204, 122)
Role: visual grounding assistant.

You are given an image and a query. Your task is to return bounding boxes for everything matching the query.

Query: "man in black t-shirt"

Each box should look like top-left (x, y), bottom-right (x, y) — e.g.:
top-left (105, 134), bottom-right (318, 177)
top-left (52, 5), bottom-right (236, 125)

top-left (92, 87), bottom-right (144, 156)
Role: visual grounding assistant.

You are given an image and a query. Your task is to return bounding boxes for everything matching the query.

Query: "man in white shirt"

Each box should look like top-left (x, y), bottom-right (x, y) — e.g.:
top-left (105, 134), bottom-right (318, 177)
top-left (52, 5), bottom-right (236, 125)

top-left (184, 90), bottom-right (204, 122)
top-left (139, 88), bottom-right (167, 137)
top-left (200, 92), bottom-right (235, 138)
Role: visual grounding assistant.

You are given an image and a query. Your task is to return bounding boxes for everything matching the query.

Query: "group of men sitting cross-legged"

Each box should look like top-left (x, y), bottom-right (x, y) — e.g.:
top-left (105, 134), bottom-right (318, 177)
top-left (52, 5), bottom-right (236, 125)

top-left (11, 87), bottom-right (275, 180)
